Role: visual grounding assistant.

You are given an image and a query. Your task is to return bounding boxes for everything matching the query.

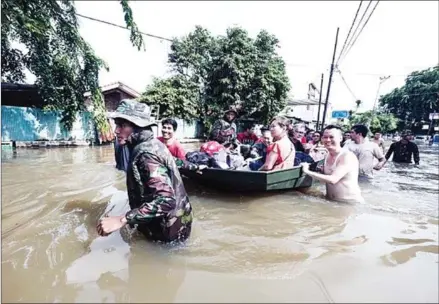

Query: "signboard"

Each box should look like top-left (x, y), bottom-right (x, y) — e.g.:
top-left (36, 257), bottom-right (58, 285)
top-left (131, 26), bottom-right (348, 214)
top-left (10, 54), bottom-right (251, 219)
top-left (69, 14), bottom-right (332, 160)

top-left (429, 113), bottom-right (439, 120)
top-left (331, 110), bottom-right (349, 119)
top-left (422, 124), bottom-right (429, 130)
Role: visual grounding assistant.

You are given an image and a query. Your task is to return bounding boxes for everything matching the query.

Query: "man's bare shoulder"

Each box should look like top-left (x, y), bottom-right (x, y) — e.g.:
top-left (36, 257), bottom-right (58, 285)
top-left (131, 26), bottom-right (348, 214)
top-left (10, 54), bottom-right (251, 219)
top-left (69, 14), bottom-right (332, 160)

top-left (340, 150), bottom-right (359, 164)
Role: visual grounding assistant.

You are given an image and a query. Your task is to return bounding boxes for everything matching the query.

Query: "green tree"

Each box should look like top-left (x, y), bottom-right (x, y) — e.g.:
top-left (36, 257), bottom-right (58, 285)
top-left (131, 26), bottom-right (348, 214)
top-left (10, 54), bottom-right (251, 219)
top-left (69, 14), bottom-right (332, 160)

top-left (138, 76), bottom-right (198, 122)
top-left (206, 28), bottom-right (290, 124)
top-left (168, 26), bottom-right (217, 133)
top-left (1, 0), bottom-right (143, 134)
top-left (379, 66), bottom-right (439, 132)
top-left (349, 110), bottom-right (399, 133)
top-left (163, 26), bottom-right (290, 134)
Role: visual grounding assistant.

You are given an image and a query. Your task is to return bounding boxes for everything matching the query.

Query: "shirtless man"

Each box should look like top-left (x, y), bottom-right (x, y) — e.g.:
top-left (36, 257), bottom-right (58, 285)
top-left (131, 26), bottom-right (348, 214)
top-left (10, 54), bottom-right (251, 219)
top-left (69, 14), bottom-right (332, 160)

top-left (301, 125), bottom-right (364, 203)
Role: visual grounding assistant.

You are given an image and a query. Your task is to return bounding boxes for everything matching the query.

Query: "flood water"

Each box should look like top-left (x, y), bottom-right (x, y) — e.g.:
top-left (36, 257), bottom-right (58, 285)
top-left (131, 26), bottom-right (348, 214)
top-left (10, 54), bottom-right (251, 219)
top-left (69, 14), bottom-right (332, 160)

top-left (1, 144), bottom-right (438, 303)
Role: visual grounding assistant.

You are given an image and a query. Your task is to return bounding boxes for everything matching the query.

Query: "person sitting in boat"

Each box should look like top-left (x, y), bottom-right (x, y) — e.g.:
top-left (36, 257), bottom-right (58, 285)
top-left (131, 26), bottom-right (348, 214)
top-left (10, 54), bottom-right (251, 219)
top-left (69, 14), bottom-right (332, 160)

top-left (209, 106), bottom-right (239, 146)
top-left (259, 116), bottom-right (296, 171)
top-left (97, 100), bottom-right (204, 243)
top-left (287, 123), bottom-right (305, 153)
top-left (306, 131), bottom-right (328, 162)
top-left (157, 118), bottom-right (186, 160)
top-left (301, 125), bottom-right (364, 203)
top-left (237, 123), bottom-right (259, 146)
top-left (248, 127), bottom-right (272, 171)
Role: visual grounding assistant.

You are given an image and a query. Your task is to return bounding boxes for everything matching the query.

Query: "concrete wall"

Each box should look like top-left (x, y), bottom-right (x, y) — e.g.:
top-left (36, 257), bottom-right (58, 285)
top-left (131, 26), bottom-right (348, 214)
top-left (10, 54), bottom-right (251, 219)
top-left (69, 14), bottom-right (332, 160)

top-left (1, 106), bottom-right (95, 142)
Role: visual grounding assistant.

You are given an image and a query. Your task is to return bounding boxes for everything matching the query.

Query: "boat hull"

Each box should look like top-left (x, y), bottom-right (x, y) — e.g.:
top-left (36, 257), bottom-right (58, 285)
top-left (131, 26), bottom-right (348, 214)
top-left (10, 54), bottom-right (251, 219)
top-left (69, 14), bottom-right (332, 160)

top-left (179, 166), bottom-right (313, 192)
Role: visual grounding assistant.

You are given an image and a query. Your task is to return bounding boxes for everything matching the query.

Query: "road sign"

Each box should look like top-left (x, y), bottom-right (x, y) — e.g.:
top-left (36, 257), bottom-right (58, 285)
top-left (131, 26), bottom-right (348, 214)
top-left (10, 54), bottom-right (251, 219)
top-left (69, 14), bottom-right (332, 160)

top-left (331, 110), bottom-right (349, 119)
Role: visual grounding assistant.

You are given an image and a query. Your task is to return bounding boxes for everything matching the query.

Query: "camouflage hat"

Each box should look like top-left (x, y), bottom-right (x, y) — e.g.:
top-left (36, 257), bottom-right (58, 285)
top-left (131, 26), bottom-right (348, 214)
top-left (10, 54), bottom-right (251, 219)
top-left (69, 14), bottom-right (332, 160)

top-left (223, 105), bottom-right (238, 116)
top-left (109, 99), bottom-right (157, 128)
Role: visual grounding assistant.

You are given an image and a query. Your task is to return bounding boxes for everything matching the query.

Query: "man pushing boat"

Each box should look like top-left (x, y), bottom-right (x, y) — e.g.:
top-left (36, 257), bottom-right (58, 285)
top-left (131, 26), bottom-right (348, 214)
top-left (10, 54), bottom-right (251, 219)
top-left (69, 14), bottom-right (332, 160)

top-left (301, 125), bottom-right (364, 203)
top-left (97, 100), bottom-right (204, 243)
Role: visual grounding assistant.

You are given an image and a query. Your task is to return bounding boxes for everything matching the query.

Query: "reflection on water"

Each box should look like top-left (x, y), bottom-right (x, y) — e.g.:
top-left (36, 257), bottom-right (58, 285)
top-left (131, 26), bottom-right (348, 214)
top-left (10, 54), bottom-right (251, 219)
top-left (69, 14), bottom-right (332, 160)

top-left (2, 145), bottom-right (438, 303)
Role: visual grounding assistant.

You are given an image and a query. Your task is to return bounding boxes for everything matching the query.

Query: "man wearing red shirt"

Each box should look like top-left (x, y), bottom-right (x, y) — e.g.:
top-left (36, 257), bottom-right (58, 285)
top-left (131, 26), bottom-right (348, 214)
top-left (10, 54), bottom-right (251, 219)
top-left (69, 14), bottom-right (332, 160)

top-left (237, 124), bottom-right (259, 145)
top-left (157, 118), bottom-right (186, 160)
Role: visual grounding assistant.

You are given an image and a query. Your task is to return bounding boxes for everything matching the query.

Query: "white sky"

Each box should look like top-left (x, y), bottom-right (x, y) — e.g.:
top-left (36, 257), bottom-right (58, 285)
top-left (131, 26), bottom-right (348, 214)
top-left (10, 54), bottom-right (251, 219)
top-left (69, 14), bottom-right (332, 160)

top-left (68, 1), bottom-right (438, 112)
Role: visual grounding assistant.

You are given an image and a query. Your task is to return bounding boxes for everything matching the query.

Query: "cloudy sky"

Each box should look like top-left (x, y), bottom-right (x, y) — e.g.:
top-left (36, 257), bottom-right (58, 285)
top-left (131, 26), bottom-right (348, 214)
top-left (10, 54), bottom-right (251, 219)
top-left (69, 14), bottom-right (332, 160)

top-left (74, 1), bottom-right (438, 112)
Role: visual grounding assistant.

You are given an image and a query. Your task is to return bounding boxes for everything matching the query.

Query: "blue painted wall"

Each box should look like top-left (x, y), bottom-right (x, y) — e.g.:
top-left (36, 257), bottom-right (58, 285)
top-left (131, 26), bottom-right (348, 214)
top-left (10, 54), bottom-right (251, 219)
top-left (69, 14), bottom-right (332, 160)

top-left (1, 106), bottom-right (96, 142)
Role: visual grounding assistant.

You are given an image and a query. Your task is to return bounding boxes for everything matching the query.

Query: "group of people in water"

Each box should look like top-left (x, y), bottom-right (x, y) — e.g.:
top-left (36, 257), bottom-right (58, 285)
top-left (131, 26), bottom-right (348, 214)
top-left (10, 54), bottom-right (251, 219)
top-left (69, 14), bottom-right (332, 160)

top-left (99, 99), bottom-right (422, 245)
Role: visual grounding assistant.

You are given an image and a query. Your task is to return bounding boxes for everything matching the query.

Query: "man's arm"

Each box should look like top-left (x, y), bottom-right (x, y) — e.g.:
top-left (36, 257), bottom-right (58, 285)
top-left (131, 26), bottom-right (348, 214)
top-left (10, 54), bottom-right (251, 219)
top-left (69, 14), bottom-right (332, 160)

top-left (124, 155), bottom-right (176, 224)
top-left (302, 152), bottom-right (354, 184)
top-left (384, 143), bottom-right (395, 161)
top-left (373, 143), bottom-right (386, 170)
top-left (412, 143), bottom-right (420, 165)
top-left (175, 142), bottom-right (187, 160)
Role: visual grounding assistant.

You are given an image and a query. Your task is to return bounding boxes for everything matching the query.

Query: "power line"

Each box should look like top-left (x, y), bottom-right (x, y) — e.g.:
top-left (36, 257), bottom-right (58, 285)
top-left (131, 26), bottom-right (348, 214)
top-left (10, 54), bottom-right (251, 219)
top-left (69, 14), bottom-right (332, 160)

top-left (336, 1), bottom-right (363, 66)
top-left (76, 13), bottom-right (173, 42)
top-left (339, 1), bottom-right (380, 65)
top-left (340, 1), bottom-right (380, 65)
top-left (336, 1), bottom-right (373, 66)
top-left (336, 68), bottom-right (358, 101)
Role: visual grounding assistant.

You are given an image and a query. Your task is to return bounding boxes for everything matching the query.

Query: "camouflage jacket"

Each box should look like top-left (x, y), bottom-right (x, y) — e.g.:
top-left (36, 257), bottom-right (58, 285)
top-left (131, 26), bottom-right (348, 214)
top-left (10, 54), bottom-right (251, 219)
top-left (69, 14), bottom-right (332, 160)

top-left (124, 130), bottom-right (198, 242)
top-left (209, 119), bottom-right (237, 144)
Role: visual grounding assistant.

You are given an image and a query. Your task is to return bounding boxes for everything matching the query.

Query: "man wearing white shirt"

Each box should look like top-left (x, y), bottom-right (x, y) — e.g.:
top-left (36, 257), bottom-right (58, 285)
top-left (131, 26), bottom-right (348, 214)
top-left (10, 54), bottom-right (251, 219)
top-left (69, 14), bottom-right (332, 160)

top-left (345, 124), bottom-right (386, 179)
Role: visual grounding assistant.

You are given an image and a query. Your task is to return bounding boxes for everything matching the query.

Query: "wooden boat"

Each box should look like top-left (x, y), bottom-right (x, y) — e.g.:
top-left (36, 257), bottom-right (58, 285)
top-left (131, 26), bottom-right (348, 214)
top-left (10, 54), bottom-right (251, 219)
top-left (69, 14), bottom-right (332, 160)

top-left (179, 166), bottom-right (313, 192)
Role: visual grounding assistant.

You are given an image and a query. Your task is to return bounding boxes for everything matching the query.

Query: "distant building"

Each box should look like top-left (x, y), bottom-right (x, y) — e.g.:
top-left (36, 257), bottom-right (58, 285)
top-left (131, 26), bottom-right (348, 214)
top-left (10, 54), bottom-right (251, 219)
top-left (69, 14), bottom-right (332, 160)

top-left (279, 82), bottom-right (332, 130)
top-left (1, 81), bottom-right (142, 144)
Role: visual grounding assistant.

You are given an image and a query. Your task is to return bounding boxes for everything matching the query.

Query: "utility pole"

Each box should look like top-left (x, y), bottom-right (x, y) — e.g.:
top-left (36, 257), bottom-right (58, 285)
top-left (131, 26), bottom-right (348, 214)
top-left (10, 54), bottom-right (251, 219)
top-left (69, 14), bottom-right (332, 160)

top-left (321, 27), bottom-right (340, 131)
top-left (369, 75), bottom-right (391, 127)
top-left (316, 73), bottom-right (324, 130)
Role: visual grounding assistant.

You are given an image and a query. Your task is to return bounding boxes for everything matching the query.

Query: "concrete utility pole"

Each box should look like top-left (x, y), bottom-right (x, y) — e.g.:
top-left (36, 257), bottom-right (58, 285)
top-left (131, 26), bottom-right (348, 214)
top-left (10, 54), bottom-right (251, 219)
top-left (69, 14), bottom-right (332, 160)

top-left (321, 27), bottom-right (340, 131)
top-left (316, 73), bottom-right (324, 130)
top-left (369, 75), bottom-right (391, 127)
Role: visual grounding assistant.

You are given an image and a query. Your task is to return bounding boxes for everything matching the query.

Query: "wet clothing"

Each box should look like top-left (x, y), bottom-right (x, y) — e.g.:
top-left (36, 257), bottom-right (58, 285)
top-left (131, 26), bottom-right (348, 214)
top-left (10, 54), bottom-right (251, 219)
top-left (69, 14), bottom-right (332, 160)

top-left (345, 140), bottom-right (384, 179)
top-left (385, 141), bottom-right (420, 164)
top-left (157, 137), bottom-right (186, 160)
top-left (209, 119), bottom-right (237, 145)
top-left (115, 139), bottom-right (130, 172)
top-left (124, 130), bottom-right (199, 243)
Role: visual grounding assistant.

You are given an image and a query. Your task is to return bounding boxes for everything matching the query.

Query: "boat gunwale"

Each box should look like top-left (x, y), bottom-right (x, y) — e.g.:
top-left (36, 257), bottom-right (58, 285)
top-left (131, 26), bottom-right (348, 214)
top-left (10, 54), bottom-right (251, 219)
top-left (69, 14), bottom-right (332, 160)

top-left (191, 166), bottom-right (304, 176)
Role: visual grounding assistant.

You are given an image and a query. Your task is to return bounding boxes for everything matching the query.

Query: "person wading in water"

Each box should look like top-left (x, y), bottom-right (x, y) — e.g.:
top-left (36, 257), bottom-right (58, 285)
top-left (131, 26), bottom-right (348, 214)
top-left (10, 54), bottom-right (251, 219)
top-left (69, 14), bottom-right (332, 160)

top-left (97, 100), bottom-right (204, 243)
top-left (301, 125), bottom-right (364, 203)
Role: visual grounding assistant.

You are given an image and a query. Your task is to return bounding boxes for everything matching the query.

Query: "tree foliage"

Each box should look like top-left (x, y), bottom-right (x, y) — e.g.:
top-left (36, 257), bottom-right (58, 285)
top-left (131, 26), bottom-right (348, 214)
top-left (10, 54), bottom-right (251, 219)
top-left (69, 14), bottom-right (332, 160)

top-left (379, 66), bottom-right (439, 132)
top-left (138, 76), bottom-right (198, 122)
top-left (1, 0), bottom-right (143, 134)
top-left (348, 110), bottom-right (399, 133)
top-left (142, 26), bottom-right (291, 134)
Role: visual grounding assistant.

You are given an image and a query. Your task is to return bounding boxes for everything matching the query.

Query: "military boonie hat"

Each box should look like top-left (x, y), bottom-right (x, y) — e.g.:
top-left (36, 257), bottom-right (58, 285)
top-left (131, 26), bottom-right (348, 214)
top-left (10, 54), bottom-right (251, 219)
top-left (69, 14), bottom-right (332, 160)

top-left (108, 99), bottom-right (157, 128)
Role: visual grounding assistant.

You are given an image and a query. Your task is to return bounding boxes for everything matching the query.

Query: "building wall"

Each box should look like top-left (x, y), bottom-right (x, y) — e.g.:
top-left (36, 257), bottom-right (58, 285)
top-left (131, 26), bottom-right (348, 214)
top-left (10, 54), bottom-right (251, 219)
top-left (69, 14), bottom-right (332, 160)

top-left (286, 103), bottom-right (333, 129)
top-left (84, 90), bottom-right (135, 112)
top-left (104, 91), bottom-right (134, 112)
top-left (155, 118), bottom-right (199, 139)
top-left (1, 106), bottom-right (96, 142)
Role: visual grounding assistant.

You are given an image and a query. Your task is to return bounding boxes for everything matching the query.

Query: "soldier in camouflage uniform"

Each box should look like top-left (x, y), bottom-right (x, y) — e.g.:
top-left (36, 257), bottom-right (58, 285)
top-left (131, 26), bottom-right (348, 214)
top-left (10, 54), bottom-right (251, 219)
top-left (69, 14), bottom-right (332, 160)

top-left (97, 100), bottom-right (203, 243)
top-left (209, 107), bottom-right (239, 145)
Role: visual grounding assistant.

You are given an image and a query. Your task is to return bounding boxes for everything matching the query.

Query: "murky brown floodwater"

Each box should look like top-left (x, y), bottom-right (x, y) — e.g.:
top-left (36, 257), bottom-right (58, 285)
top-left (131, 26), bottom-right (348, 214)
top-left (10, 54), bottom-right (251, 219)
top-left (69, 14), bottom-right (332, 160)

top-left (1, 143), bottom-right (438, 303)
